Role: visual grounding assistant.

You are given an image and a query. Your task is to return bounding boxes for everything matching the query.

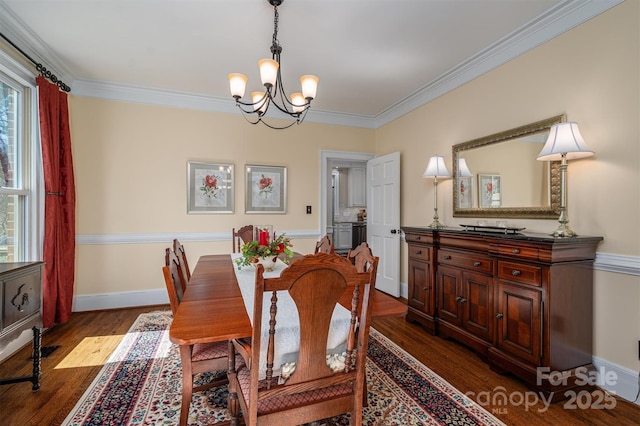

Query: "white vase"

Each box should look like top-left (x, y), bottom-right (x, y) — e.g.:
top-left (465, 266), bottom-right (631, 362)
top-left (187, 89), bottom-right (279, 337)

top-left (255, 255), bottom-right (278, 272)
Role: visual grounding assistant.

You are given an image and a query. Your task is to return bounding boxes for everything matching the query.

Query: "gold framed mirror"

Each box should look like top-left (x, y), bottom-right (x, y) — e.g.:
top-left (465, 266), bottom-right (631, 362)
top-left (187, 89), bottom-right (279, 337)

top-left (452, 114), bottom-right (565, 219)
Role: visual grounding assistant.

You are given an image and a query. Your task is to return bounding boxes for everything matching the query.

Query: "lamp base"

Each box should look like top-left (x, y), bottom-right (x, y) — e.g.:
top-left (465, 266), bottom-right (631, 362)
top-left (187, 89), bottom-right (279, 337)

top-left (551, 222), bottom-right (577, 238)
top-left (428, 220), bottom-right (445, 229)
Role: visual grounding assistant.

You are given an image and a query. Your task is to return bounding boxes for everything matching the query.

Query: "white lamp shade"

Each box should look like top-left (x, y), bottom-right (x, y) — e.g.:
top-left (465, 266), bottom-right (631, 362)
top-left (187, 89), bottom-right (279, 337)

top-left (290, 92), bottom-right (305, 113)
top-left (300, 75), bottom-right (319, 100)
top-left (252, 91), bottom-right (268, 113)
top-left (458, 158), bottom-right (473, 177)
top-left (228, 73), bottom-right (247, 98)
top-left (537, 122), bottom-right (594, 161)
top-left (422, 156), bottom-right (450, 179)
top-left (258, 59), bottom-right (279, 87)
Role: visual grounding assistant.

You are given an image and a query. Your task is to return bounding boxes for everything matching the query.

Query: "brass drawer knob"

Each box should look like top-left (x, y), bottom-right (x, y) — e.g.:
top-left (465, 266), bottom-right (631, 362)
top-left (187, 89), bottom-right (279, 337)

top-left (496, 313), bottom-right (504, 319)
top-left (473, 261), bottom-right (481, 267)
top-left (444, 255), bottom-right (452, 260)
top-left (512, 270), bottom-right (521, 276)
top-left (512, 248), bottom-right (520, 254)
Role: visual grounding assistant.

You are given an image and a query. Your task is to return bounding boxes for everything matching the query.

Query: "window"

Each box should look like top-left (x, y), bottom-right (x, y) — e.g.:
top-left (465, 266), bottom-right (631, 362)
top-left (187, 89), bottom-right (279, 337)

top-left (0, 51), bottom-right (41, 262)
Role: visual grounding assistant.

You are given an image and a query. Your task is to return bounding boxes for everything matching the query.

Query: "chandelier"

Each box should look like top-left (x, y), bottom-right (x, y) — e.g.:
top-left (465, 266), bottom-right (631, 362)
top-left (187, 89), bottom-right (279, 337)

top-left (228, 0), bottom-right (319, 129)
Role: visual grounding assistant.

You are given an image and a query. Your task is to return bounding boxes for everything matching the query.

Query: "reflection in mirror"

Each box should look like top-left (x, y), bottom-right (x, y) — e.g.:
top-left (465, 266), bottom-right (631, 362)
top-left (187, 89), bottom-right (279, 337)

top-left (453, 115), bottom-right (565, 219)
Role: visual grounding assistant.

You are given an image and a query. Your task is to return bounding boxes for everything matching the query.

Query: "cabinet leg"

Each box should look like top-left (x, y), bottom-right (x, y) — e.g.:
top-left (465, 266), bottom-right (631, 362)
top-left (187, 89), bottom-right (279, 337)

top-left (31, 327), bottom-right (41, 391)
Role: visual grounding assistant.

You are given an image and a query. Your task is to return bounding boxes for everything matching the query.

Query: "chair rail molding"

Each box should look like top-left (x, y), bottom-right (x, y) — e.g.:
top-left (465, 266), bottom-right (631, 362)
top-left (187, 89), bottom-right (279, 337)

top-left (594, 252), bottom-right (640, 277)
top-left (76, 230), bottom-right (319, 245)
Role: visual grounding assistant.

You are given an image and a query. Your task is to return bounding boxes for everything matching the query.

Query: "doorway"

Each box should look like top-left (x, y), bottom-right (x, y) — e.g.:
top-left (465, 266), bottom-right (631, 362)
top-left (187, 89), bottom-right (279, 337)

top-left (320, 151), bottom-right (374, 246)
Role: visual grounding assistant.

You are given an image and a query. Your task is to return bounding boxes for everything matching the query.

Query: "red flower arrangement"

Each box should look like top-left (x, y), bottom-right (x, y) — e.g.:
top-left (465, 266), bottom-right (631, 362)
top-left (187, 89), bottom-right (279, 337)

top-left (234, 233), bottom-right (293, 269)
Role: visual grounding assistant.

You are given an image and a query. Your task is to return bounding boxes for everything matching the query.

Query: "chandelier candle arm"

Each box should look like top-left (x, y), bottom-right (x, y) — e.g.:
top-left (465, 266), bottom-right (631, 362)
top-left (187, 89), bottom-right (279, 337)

top-left (227, 0), bottom-right (319, 129)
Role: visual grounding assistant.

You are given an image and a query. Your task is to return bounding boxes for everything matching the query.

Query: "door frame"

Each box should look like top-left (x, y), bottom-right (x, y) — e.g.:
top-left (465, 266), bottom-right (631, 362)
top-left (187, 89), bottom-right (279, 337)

top-left (320, 150), bottom-right (375, 238)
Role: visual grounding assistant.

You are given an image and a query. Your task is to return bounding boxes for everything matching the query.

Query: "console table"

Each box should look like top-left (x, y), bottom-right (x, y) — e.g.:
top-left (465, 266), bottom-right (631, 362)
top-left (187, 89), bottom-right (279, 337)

top-left (402, 226), bottom-right (603, 400)
top-left (0, 262), bottom-right (44, 391)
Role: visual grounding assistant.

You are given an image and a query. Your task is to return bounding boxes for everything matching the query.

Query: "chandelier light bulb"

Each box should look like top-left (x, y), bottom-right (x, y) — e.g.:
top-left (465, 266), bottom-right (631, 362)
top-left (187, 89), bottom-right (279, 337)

top-left (252, 91), bottom-right (268, 113)
top-left (259, 59), bottom-right (279, 87)
top-left (228, 73), bottom-right (248, 98)
top-left (290, 92), bottom-right (305, 113)
top-left (300, 75), bottom-right (319, 100)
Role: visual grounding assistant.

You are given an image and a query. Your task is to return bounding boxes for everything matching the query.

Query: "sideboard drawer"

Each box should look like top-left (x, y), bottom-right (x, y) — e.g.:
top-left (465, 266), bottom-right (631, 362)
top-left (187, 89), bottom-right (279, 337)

top-left (405, 232), bottom-right (433, 244)
top-left (497, 260), bottom-right (542, 287)
top-left (2, 267), bottom-right (42, 330)
top-left (438, 250), bottom-right (492, 274)
top-left (408, 245), bottom-right (431, 261)
top-left (497, 244), bottom-right (539, 261)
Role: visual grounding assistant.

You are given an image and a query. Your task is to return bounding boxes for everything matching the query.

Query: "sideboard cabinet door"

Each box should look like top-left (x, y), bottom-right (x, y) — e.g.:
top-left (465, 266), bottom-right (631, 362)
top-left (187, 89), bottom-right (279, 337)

top-left (495, 280), bottom-right (542, 366)
top-left (405, 232), bottom-right (436, 334)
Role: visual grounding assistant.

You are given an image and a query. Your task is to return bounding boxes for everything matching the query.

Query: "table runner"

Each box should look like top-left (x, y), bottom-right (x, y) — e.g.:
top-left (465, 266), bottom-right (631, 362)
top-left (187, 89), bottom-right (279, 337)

top-left (231, 254), bottom-right (351, 378)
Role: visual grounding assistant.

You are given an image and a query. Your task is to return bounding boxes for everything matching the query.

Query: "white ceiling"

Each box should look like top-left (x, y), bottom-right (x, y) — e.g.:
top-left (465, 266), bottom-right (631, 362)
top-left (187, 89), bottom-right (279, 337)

top-left (0, 0), bottom-right (620, 128)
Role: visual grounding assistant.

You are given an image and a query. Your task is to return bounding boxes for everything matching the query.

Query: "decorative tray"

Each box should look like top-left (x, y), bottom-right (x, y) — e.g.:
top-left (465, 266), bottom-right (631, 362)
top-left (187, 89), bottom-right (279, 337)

top-left (460, 224), bottom-right (526, 235)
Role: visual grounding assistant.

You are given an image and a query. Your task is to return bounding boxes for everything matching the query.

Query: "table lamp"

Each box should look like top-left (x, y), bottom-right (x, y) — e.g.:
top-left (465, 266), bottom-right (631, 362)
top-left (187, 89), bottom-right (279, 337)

top-left (458, 158), bottom-right (473, 177)
top-left (536, 122), bottom-right (594, 237)
top-left (423, 155), bottom-right (450, 229)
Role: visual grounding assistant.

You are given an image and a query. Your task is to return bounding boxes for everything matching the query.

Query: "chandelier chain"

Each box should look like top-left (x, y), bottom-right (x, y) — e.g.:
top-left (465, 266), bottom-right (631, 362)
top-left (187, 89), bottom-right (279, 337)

top-left (272, 4), bottom-right (280, 53)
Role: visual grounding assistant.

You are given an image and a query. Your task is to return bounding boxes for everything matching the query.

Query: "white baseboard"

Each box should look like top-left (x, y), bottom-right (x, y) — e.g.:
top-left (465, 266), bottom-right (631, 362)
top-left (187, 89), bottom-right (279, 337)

top-left (72, 289), bottom-right (169, 312)
top-left (592, 356), bottom-right (640, 405)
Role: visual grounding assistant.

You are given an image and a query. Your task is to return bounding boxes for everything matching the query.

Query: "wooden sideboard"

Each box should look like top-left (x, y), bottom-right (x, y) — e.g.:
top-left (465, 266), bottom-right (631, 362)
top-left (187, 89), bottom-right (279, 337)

top-left (402, 226), bottom-right (603, 400)
top-left (0, 262), bottom-right (44, 390)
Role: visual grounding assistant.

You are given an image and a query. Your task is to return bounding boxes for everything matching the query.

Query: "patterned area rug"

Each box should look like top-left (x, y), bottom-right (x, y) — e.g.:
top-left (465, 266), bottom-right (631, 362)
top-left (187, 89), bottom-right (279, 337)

top-left (62, 311), bottom-right (505, 425)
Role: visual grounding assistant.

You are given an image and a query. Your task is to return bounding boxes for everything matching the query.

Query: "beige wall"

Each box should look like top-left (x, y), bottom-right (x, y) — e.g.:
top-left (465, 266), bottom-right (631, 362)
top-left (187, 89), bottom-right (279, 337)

top-left (67, 1), bottom-right (638, 372)
top-left (375, 1), bottom-right (639, 371)
top-left (70, 98), bottom-right (374, 295)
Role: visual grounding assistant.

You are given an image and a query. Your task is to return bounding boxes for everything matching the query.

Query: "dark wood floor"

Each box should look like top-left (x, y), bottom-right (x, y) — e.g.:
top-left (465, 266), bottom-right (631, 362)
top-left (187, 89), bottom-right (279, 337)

top-left (0, 306), bottom-right (638, 426)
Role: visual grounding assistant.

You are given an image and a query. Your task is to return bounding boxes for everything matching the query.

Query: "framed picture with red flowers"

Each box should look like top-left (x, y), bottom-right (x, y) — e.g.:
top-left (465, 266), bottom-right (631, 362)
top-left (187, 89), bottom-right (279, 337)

top-left (478, 173), bottom-right (501, 208)
top-left (245, 164), bottom-right (287, 214)
top-left (458, 176), bottom-right (473, 209)
top-left (187, 161), bottom-right (234, 213)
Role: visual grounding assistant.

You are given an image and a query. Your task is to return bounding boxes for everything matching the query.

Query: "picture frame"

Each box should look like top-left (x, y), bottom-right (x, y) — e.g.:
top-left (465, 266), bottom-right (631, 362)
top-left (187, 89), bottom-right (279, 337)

top-left (458, 176), bottom-right (473, 208)
top-left (478, 174), bottom-right (501, 208)
top-left (187, 161), bottom-right (234, 214)
top-left (245, 164), bottom-right (287, 214)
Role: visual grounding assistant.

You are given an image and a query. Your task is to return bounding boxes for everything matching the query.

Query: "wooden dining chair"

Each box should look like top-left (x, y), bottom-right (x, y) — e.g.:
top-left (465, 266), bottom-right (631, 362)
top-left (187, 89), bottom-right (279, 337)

top-left (232, 225), bottom-right (254, 253)
top-left (227, 252), bottom-right (379, 426)
top-left (347, 242), bottom-right (374, 272)
top-left (165, 247), bottom-right (187, 293)
top-left (172, 238), bottom-right (191, 282)
top-left (314, 234), bottom-right (335, 254)
top-left (162, 248), bottom-right (229, 426)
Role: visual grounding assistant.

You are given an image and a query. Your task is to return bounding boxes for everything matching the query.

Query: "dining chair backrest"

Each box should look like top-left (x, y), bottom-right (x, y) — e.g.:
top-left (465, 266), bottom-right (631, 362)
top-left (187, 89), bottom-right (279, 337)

top-left (228, 252), bottom-right (378, 425)
top-left (232, 225), bottom-right (254, 253)
top-left (347, 242), bottom-right (375, 272)
top-left (314, 234), bottom-right (334, 254)
top-left (173, 238), bottom-right (191, 281)
top-left (163, 248), bottom-right (187, 315)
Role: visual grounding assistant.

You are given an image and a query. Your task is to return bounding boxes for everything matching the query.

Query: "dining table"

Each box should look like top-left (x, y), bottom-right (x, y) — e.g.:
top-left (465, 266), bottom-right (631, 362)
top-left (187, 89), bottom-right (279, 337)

top-left (169, 253), bottom-right (407, 348)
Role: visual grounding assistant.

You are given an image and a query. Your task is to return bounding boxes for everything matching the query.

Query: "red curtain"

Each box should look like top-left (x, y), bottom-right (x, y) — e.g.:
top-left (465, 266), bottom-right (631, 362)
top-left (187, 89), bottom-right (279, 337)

top-left (37, 76), bottom-right (76, 327)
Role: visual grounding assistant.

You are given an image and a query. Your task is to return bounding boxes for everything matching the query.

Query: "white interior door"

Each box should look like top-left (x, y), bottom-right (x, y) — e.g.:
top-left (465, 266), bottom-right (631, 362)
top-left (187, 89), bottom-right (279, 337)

top-left (367, 152), bottom-right (400, 297)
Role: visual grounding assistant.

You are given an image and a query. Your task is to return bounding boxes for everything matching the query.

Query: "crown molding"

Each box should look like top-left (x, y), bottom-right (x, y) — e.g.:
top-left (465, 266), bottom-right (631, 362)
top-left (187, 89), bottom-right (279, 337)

top-left (0, 1), bottom-right (76, 82)
top-left (373, 0), bottom-right (623, 127)
top-left (1, 0), bottom-right (622, 129)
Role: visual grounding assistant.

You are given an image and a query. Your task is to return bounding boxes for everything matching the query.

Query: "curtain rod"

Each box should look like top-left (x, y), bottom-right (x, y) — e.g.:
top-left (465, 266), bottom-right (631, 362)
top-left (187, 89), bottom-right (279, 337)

top-left (0, 32), bottom-right (70, 92)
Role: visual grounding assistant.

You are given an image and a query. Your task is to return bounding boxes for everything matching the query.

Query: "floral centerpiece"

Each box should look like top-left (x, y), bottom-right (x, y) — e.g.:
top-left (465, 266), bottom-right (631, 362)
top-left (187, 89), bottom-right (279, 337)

top-left (234, 232), bottom-right (294, 270)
